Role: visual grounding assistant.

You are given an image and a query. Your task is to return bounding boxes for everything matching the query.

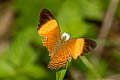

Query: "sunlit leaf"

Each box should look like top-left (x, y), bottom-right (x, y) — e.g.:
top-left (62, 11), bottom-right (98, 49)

top-left (0, 61), bottom-right (15, 78)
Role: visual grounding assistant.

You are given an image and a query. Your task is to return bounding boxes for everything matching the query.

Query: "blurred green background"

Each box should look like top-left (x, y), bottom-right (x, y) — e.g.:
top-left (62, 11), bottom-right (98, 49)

top-left (0, 0), bottom-right (120, 80)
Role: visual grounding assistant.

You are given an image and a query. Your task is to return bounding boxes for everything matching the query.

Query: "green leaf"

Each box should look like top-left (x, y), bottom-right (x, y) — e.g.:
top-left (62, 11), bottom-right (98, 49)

top-left (15, 76), bottom-right (29, 80)
top-left (20, 46), bottom-right (37, 66)
top-left (8, 27), bottom-right (35, 66)
top-left (97, 60), bottom-right (107, 77)
top-left (0, 61), bottom-right (15, 78)
top-left (56, 62), bottom-right (68, 80)
top-left (20, 65), bottom-right (47, 79)
top-left (57, 0), bottom-right (89, 38)
top-left (78, 0), bottom-right (103, 20)
top-left (80, 56), bottom-right (101, 79)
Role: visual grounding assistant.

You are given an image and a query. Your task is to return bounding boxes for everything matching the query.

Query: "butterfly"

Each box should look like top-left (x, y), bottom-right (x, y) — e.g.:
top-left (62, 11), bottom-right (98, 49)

top-left (37, 8), bottom-right (97, 69)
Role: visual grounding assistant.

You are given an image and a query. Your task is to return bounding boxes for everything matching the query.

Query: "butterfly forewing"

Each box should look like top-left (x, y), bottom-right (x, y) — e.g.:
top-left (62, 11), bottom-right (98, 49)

top-left (37, 9), bottom-right (61, 56)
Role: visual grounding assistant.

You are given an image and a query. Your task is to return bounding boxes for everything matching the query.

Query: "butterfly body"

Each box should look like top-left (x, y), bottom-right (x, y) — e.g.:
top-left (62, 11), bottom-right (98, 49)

top-left (50, 34), bottom-right (69, 59)
top-left (37, 8), bottom-right (97, 69)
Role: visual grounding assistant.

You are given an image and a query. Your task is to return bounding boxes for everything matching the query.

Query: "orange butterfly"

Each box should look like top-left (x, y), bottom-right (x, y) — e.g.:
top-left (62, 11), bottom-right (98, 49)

top-left (37, 8), bottom-right (97, 69)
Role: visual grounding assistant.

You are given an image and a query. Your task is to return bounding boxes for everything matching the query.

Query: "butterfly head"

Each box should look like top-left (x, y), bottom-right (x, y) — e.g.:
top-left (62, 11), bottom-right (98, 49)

top-left (61, 32), bottom-right (70, 41)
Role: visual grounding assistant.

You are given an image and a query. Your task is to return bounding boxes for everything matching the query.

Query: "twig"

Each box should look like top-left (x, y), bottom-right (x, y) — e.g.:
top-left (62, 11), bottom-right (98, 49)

top-left (94, 0), bottom-right (119, 61)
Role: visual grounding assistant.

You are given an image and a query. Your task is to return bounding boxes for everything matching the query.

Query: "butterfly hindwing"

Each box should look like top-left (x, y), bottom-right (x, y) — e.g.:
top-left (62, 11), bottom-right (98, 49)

top-left (37, 9), bottom-right (61, 56)
top-left (48, 38), bottom-right (96, 69)
top-left (63, 38), bottom-right (96, 59)
top-left (48, 46), bottom-right (72, 69)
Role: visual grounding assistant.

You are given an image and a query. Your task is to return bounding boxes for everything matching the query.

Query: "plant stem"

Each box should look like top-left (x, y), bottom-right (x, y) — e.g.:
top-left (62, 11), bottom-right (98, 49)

top-left (80, 56), bottom-right (101, 79)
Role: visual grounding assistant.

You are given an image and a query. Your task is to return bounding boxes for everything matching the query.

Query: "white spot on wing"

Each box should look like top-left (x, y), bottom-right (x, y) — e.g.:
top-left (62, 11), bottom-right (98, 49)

top-left (61, 32), bottom-right (70, 40)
